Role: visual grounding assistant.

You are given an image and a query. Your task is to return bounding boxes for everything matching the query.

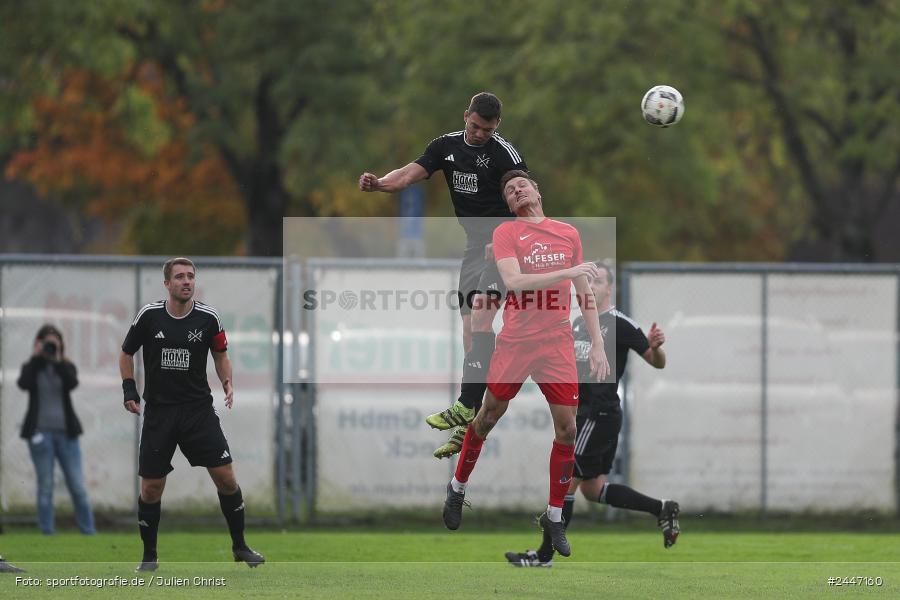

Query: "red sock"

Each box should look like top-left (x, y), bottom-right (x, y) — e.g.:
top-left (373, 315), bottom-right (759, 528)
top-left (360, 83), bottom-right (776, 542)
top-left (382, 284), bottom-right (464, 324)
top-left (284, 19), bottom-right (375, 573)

top-left (453, 427), bottom-right (485, 483)
top-left (549, 440), bottom-right (575, 508)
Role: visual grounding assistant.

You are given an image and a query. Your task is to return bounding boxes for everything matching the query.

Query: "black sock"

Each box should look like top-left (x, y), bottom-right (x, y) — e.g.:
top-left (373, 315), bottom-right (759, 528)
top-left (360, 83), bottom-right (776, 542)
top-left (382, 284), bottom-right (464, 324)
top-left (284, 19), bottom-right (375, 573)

top-left (562, 494), bottom-right (575, 528)
top-left (537, 529), bottom-right (554, 563)
top-left (458, 331), bottom-right (495, 411)
top-left (600, 483), bottom-right (663, 516)
top-left (137, 498), bottom-right (161, 561)
top-left (218, 488), bottom-right (247, 549)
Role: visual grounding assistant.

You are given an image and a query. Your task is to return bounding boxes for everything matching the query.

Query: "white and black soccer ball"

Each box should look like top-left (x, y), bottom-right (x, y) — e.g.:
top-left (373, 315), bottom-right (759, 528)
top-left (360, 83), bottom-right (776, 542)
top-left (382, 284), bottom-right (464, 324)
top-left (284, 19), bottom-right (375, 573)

top-left (641, 85), bottom-right (684, 127)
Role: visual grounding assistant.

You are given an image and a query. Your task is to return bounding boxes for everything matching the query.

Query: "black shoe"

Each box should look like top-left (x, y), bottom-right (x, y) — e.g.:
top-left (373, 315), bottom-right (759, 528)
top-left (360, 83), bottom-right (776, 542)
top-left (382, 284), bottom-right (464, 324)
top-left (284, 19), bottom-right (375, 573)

top-left (504, 550), bottom-right (553, 568)
top-left (135, 558), bottom-right (159, 572)
top-left (0, 556), bottom-right (25, 573)
top-left (538, 512), bottom-right (570, 557)
top-left (442, 483), bottom-right (470, 530)
top-left (233, 546), bottom-right (265, 568)
top-left (658, 500), bottom-right (680, 549)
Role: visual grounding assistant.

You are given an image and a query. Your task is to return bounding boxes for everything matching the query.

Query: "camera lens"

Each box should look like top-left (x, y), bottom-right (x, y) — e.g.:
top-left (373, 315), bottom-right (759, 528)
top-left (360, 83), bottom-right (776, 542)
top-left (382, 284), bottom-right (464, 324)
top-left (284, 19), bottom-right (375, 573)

top-left (42, 341), bottom-right (58, 356)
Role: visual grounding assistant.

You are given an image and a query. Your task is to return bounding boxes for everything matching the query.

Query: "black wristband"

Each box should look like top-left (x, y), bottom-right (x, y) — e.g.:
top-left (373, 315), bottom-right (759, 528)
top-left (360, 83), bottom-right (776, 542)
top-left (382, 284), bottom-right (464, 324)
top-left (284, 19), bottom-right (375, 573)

top-left (123, 378), bottom-right (140, 404)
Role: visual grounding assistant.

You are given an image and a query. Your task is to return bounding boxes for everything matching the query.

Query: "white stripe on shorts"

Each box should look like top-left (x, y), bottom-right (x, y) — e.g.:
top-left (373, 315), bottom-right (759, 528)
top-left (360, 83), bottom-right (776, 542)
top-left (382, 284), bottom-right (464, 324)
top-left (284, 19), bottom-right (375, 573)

top-left (575, 418), bottom-right (596, 455)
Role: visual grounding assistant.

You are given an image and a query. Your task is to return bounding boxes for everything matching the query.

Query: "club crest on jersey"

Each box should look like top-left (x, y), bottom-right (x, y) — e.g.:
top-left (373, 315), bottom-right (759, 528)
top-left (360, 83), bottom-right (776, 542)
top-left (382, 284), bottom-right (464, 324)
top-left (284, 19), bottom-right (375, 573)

top-left (475, 153), bottom-right (490, 168)
top-left (188, 329), bottom-right (203, 342)
top-left (530, 242), bottom-right (550, 255)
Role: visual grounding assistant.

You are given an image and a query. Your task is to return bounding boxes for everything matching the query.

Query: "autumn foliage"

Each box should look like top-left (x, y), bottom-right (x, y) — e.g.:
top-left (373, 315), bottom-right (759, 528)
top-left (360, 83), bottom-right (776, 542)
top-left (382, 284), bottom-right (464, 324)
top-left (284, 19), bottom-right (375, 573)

top-left (6, 63), bottom-right (246, 254)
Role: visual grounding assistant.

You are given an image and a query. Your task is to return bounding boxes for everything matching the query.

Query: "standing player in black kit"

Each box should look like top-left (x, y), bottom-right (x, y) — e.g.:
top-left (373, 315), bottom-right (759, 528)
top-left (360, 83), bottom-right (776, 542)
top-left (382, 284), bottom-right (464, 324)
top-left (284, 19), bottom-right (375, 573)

top-left (120, 257), bottom-right (264, 571)
top-left (359, 92), bottom-right (526, 458)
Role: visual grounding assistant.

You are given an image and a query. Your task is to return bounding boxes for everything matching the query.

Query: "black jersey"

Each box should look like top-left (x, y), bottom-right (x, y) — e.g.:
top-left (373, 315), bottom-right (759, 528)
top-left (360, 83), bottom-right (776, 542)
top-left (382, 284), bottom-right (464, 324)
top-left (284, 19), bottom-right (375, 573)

top-left (415, 130), bottom-right (527, 238)
top-left (573, 308), bottom-right (650, 415)
top-left (122, 300), bottom-right (228, 406)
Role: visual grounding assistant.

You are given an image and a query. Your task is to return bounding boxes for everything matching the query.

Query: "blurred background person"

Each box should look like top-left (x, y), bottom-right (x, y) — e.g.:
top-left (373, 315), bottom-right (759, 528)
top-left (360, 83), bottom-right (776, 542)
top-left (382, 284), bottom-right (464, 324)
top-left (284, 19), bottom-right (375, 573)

top-left (16, 324), bottom-right (96, 535)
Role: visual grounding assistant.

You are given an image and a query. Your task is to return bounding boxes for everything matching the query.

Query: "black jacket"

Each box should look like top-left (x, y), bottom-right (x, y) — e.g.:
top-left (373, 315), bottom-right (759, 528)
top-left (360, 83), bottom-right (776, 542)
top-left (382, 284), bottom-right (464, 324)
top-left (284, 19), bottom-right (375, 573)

top-left (16, 356), bottom-right (83, 439)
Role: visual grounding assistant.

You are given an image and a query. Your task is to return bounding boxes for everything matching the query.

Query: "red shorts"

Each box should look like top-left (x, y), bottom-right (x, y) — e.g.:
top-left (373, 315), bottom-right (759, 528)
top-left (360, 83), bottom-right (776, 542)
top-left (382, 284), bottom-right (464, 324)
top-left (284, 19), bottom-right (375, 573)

top-left (486, 331), bottom-right (579, 406)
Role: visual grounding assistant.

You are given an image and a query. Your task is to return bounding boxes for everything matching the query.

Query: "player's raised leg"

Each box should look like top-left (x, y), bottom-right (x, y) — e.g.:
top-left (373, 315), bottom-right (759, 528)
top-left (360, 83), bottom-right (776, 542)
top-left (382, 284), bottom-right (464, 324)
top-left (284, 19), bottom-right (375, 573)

top-left (431, 273), bottom-right (504, 458)
top-left (432, 293), bottom-right (501, 457)
top-left (442, 388), bottom-right (509, 530)
top-left (582, 475), bottom-right (680, 548)
top-left (427, 262), bottom-right (504, 434)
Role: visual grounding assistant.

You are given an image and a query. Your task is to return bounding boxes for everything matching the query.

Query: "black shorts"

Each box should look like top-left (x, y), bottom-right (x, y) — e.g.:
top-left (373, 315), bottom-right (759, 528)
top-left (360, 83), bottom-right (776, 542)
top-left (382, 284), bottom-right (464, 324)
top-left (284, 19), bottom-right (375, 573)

top-left (573, 410), bottom-right (623, 480)
top-left (457, 237), bottom-right (507, 316)
top-left (139, 403), bottom-right (232, 478)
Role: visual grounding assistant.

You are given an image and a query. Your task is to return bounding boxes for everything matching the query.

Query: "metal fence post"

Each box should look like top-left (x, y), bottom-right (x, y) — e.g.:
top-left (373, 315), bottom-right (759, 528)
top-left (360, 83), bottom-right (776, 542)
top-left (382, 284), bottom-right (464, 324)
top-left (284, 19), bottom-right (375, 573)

top-left (274, 261), bottom-right (286, 526)
top-left (302, 262), bottom-right (316, 523)
top-left (761, 271), bottom-right (769, 518)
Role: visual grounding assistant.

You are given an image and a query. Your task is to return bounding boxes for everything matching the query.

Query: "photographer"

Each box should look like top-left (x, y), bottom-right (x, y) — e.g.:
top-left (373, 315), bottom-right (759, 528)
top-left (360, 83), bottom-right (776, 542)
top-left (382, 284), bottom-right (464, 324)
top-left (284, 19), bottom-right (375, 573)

top-left (17, 324), bottom-right (95, 535)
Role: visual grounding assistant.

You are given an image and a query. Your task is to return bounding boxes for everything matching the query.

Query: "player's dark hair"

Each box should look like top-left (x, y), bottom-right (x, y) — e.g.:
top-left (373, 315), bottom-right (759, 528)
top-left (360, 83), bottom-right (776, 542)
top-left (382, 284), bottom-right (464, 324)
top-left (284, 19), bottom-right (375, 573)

top-left (500, 169), bottom-right (538, 192)
top-left (468, 92), bottom-right (502, 121)
top-left (163, 257), bottom-right (196, 281)
top-left (593, 260), bottom-right (615, 285)
top-left (35, 323), bottom-right (65, 355)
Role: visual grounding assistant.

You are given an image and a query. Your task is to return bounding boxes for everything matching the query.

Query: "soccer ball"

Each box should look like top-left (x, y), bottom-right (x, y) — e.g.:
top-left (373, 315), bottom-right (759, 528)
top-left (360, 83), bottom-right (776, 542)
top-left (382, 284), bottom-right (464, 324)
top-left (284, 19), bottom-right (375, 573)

top-left (641, 85), bottom-right (684, 127)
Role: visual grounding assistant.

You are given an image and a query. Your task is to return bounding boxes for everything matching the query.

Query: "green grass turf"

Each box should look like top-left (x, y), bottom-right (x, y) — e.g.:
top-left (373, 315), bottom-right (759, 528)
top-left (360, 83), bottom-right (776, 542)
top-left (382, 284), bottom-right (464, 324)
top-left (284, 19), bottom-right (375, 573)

top-left (2, 529), bottom-right (899, 599)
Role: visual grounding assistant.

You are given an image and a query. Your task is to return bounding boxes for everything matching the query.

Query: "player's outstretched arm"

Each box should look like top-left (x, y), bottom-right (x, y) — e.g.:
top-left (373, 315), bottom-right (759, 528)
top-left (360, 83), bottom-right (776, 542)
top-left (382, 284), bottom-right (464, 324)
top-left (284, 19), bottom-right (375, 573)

top-left (120, 351), bottom-right (141, 414)
top-left (574, 274), bottom-right (610, 381)
top-left (496, 258), bottom-right (602, 292)
top-left (213, 350), bottom-right (234, 409)
top-left (359, 162), bottom-right (428, 193)
top-left (641, 322), bottom-right (667, 369)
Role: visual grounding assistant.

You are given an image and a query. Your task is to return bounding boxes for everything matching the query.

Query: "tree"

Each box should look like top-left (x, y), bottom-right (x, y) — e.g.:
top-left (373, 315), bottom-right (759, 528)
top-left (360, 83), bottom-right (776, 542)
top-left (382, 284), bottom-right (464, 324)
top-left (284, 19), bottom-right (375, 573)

top-left (115, 0), bottom-right (383, 255)
top-left (1, 1), bottom-right (245, 254)
top-left (3, 0), bottom-right (896, 261)
top-left (714, 0), bottom-right (900, 261)
top-left (370, 0), bottom-right (798, 261)
top-left (5, 66), bottom-right (246, 254)
top-left (2, 0), bottom-right (387, 256)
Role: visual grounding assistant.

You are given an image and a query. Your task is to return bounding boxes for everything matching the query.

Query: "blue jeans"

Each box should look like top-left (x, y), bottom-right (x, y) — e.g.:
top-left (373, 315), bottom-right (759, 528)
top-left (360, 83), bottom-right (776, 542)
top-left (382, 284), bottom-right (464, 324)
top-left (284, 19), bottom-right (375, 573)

top-left (27, 431), bottom-right (96, 535)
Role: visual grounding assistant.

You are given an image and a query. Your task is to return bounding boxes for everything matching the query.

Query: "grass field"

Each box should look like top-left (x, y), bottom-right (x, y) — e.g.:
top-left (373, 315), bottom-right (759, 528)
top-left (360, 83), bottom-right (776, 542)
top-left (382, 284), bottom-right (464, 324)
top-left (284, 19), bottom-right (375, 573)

top-left (1, 526), bottom-right (899, 599)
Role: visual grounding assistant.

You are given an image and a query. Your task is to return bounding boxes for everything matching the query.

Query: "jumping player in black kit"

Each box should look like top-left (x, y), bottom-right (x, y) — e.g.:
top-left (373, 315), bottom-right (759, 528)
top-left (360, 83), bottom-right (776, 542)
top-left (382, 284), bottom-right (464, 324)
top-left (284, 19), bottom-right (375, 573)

top-left (359, 92), bottom-right (527, 458)
top-left (505, 262), bottom-right (681, 567)
top-left (120, 257), bottom-right (264, 572)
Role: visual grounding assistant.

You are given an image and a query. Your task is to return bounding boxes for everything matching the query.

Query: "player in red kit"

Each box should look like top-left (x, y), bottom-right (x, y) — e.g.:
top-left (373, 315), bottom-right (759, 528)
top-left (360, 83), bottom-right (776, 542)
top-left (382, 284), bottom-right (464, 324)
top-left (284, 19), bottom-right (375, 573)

top-left (442, 170), bottom-right (609, 559)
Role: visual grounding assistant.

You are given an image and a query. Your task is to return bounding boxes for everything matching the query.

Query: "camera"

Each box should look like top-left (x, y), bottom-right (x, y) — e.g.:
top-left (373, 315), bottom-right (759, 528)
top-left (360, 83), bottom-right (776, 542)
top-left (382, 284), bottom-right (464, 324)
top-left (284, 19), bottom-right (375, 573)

top-left (42, 340), bottom-right (59, 359)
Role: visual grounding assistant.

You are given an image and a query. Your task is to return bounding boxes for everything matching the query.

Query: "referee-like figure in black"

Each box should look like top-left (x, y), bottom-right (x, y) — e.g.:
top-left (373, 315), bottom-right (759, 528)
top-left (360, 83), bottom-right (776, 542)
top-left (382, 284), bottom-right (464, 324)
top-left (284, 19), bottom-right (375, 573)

top-left (120, 257), bottom-right (264, 571)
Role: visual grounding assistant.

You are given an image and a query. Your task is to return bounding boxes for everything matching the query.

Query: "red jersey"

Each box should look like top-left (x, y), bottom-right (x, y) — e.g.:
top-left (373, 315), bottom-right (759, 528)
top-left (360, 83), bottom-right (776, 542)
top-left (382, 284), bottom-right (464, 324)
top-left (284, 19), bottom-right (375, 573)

top-left (492, 218), bottom-right (584, 340)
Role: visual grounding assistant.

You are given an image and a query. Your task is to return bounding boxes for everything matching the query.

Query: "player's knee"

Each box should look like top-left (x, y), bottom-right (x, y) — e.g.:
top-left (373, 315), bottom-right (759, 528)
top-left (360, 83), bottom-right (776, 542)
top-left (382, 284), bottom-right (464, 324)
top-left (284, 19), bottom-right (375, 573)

top-left (217, 480), bottom-right (239, 495)
top-left (461, 320), bottom-right (473, 353)
top-left (212, 474), bottom-right (238, 495)
top-left (481, 413), bottom-right (499, 431)
top-left (474, 409), bottom-right (499, 437)
top-left (556, 421), bottom-right (577, 445)
top-left (209, 465), bottom-right (238, 494)
top-left (580, 479), bottom-right (600, 501)
top-left (140, 479), bottom-right (165, 502)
